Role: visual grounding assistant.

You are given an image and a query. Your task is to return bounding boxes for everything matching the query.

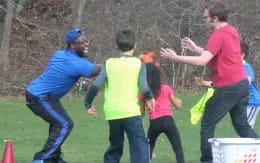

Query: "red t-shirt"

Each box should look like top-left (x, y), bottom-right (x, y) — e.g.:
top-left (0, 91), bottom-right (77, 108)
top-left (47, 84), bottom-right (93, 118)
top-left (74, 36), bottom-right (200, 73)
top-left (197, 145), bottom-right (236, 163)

top-left (205, 25), bottom-right (246, 87)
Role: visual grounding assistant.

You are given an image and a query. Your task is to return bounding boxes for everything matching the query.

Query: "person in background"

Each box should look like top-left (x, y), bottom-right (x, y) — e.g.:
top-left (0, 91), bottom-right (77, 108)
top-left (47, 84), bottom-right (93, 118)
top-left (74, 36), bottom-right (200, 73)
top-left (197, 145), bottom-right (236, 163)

top-left (194, 42), bottom-right (260, 129)
top-left (241, 41), bottom-right (260, 128)
top-left (140, 63), bottom-right (185, 163)
top-left (160, 2), bottom-right (258, 163)
top-left (26, 28), bottom-right (102, 163)
top-left (85, 30), bottom-right (155, 163)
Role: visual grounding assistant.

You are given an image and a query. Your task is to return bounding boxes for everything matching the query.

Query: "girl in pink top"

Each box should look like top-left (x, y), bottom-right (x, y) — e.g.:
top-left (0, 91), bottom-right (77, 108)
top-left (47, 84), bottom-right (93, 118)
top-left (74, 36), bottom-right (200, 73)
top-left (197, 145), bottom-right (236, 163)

top-left (140, 63), bottom-right (185, 163)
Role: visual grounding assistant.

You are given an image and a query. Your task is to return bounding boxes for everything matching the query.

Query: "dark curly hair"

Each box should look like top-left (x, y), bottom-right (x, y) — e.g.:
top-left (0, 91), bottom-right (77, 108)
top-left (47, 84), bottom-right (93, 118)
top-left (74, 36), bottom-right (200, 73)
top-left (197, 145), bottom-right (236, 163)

top-left (145, 63), bottom-right (161, 98)
top-left (241, 41), bottom-right (249, 57)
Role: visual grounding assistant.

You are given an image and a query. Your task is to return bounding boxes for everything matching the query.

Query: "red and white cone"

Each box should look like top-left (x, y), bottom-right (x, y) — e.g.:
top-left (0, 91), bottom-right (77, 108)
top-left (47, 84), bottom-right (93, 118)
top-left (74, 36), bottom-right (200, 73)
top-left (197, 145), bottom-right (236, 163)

top-left (1, 140), bottom-right (15, 163)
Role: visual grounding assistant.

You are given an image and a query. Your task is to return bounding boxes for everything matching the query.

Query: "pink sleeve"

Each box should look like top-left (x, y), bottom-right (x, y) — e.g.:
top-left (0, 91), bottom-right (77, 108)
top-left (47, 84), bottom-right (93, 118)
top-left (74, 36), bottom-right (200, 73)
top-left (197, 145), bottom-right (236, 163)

top-left (205, 32), bottom-right (223, 56)
top-left (165, 85), bottom-right (173, 97)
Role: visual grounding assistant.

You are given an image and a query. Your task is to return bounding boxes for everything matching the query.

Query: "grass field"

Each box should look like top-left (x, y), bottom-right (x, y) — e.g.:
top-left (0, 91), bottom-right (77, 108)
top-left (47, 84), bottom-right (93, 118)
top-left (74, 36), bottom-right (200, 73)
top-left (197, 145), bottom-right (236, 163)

top-left (0, 93), bottom-right (259, 163)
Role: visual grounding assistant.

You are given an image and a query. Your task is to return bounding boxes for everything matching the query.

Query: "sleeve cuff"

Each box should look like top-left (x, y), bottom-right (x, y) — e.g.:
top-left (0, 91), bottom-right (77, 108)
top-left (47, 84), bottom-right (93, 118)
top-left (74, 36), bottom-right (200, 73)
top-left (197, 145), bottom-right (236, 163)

top-left (143, 91), bottom-right (154, 100)
top-left (85, 103), bottom-right (92, 110)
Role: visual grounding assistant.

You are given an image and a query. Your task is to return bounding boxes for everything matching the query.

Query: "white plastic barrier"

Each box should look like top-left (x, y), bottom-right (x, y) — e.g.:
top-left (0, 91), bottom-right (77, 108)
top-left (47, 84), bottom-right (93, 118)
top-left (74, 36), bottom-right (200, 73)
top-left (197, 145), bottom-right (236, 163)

top-left (208, 138), bottom-right (260, 163)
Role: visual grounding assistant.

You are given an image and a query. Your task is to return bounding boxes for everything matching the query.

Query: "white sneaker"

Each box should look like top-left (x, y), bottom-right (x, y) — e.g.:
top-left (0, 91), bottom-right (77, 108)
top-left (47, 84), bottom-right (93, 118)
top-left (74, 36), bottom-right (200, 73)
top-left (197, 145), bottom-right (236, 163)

top-left (32, 160), bottom-right (44, 163)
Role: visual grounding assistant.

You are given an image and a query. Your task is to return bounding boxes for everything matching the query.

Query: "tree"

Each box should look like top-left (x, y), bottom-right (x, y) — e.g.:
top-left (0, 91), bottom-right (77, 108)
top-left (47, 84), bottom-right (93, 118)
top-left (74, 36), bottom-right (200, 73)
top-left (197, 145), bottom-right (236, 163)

top-left (0, 0), bottom-right (13, 73)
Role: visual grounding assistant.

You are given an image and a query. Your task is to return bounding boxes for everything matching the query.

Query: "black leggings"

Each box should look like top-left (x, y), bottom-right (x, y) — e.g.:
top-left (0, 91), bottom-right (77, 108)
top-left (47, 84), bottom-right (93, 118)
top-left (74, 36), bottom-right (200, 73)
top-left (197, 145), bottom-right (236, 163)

top-left (148, 116), bottom-right (185, 163)
top-left (25, 91), bottom-right (74, 160)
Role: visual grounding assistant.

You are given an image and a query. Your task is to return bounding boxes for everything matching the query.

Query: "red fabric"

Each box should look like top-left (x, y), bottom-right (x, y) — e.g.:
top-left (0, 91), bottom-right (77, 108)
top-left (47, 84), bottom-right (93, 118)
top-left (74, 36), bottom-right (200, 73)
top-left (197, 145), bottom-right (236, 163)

top-left (205, 25), bottom-right (246, 87)
top-left (140, 52), bottom-right (155, 63)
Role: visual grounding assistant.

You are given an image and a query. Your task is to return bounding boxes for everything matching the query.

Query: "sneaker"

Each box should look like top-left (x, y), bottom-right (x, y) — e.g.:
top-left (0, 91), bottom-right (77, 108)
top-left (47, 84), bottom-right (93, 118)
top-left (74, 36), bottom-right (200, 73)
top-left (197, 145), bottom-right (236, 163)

top-left (58, 159), bottom-right (67, 163)
top-left (32, 158), bottom-right (53, 163)
top-left (53, 157), bottom-right (67, 163)
top-left (152, 152), bottom-right (157, 158)
top-left (32, 160), bottom-right (44, 163)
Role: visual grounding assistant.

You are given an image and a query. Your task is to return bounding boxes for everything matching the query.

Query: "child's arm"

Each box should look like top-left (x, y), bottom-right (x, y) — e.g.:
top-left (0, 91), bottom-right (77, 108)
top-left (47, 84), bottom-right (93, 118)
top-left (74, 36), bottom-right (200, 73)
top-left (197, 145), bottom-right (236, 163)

top-left (170, 94), bottom-right (182, 110)
top-left (85, 67), bottom-right (107, 116)
top-left (244, 63), bottom-right (255, 84)
top-left (139, 64), bottom-right (155, 112)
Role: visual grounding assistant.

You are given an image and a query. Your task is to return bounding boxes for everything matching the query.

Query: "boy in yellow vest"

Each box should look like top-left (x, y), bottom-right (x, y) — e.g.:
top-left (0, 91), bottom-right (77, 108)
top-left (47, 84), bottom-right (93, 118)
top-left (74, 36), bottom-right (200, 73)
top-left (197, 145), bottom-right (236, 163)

top-left (85, 30), bottom-right (155, 163)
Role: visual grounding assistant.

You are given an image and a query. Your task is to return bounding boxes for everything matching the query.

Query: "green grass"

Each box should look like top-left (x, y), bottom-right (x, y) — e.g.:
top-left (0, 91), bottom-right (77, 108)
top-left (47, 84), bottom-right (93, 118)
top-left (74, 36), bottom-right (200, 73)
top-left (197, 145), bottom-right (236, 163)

top-left (0, 93), bottom-right (259, 163)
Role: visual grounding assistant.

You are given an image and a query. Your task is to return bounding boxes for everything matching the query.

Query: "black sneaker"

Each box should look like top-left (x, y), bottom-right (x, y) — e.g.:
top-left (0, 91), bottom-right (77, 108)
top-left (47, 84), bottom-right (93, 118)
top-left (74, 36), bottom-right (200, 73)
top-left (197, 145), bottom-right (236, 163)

top-left (52, 157), bottom-right (67, 163)
top-left (57, 158), bottom-right (67, 163)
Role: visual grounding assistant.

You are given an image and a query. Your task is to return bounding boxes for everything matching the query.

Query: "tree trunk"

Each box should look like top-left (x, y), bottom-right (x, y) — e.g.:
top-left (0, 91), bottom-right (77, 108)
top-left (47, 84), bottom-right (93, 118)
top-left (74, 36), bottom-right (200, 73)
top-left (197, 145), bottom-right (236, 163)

top-left (73, 0), bottom-right (87, 26)
top-left (0, 0), bottom-right (13, 73)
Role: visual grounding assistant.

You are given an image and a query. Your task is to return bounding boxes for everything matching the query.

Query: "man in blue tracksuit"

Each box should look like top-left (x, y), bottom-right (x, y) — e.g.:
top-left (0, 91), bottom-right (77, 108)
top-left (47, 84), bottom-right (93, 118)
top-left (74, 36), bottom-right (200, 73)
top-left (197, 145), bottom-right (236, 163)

top-left (241, 42), bottom-right (260, 128)
top-left (25, 28), bottom-right (102, 163)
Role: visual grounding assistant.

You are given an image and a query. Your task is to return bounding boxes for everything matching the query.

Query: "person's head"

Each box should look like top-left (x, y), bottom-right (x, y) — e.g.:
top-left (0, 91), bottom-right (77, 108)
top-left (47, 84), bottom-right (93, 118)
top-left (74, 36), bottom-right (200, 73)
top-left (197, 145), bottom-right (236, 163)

top-left (204, 1), bottom-right (229, 30)
top-left (115, 30), bottom-right (136, 52)
top-left (65, 28), bottom-right (89, 57)
top-left (145, 63), bottom-right (161, 98)
top-left (241, 41), bottom-right (249, 60)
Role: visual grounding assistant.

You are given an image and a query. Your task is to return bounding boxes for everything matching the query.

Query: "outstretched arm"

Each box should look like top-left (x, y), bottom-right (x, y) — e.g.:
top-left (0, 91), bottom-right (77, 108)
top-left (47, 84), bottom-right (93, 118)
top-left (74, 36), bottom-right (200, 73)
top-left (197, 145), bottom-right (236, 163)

top-left (139, 63), bottom-right (155, 112)
top-left (85, 67), bottom-right (106, 115)
top-left (89, 64), bottom-right (103, 77)
top-left (181, 37), bottom-right (204, 54)
top-left (160, 37), bottom-right (214, 66)
top-left (160, 48), bottom-right (214, 66)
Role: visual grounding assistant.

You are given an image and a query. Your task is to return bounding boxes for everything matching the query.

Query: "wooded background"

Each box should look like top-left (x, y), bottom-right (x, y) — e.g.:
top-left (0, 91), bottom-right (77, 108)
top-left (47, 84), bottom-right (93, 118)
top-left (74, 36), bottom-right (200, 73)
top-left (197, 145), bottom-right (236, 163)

top-left (0, 0), bottom-right (260, 96)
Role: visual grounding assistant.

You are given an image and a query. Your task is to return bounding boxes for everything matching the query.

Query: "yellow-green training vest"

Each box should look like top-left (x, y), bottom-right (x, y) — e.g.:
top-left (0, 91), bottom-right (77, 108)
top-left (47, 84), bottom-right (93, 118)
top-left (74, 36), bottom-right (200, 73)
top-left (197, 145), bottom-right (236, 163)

top-left (104, 57), bottom-right (141, 120)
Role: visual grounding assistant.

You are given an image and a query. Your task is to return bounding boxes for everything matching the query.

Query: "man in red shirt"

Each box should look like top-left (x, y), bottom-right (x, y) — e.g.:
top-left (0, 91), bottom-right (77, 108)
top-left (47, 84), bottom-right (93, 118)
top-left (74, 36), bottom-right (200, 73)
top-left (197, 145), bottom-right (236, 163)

top-left (160, 2), bottom-right (258, 163)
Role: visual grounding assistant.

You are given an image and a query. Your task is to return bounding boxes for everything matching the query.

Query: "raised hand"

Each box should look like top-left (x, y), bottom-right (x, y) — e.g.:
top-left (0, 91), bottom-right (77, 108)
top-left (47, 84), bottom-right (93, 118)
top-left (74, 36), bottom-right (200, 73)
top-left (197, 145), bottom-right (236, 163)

top-left (181, 37), bottom-right (198, 51)
top-left (160, 48), bottom-right (178, 60)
